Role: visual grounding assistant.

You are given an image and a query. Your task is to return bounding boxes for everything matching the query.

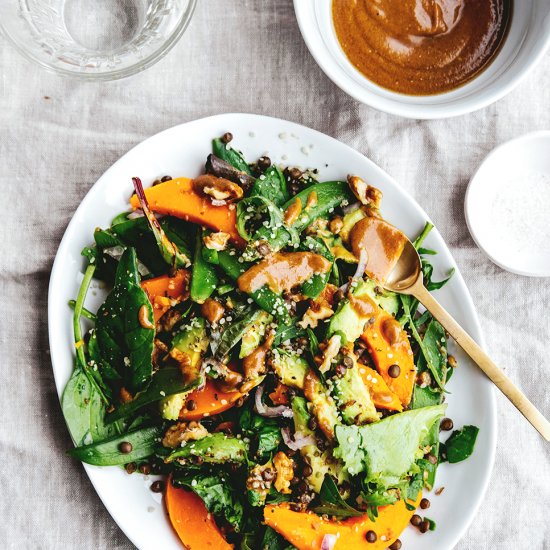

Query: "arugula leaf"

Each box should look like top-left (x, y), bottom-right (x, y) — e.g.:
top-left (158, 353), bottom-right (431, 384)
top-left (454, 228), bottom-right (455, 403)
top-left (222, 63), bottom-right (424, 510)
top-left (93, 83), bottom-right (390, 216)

top-left (444, 425), bottom-right (479, 463)
top-left (95, 248), bottom-right (154, 393)
top-left (172, 471), bottom-right (245, 531)
top-left (313, 476), bottom-right (364, 518)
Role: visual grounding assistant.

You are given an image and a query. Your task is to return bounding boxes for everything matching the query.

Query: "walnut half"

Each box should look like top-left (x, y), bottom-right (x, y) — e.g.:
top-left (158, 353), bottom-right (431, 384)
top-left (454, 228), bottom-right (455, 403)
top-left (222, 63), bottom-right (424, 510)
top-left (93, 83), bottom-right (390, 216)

top-left (347, 175), bottom-right (382, 209)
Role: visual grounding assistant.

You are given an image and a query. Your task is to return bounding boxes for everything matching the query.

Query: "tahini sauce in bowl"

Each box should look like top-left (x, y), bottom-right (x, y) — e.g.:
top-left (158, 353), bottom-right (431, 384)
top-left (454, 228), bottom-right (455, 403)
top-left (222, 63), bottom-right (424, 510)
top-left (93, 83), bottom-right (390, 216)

top-left (332, 0), bottom-right (512, 95)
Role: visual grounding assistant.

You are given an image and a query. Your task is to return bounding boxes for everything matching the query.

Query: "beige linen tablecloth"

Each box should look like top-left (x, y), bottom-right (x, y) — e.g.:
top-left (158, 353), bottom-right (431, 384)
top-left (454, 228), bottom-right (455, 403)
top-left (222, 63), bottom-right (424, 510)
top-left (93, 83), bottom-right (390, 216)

top-left (1, 1), bottom-right (549, 548)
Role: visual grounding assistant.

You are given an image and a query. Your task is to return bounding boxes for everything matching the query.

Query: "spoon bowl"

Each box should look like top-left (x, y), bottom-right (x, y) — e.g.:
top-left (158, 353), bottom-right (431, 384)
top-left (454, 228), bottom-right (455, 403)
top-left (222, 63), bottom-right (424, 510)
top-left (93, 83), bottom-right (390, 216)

top-left (384, 238), bottom-right (423, 294)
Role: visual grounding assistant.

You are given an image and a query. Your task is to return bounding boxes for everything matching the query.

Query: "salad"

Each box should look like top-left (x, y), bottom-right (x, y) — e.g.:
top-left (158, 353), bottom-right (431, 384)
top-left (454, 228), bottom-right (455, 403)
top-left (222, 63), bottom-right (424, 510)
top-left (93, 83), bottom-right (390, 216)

top-left (62, 133), bottom-right (479, 550)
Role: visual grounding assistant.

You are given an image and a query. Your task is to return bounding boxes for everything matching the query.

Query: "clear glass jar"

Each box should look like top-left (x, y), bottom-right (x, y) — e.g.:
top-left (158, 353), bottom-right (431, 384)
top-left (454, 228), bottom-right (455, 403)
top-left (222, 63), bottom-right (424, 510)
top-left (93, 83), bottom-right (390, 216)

top-left (0, 0), bottom-right (197, 80)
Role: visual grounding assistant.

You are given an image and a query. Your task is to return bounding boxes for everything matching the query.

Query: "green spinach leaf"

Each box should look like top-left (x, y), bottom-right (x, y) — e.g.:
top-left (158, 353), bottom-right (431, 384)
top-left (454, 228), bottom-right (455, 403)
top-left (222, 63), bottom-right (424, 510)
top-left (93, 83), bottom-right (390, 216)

top-left (314, 476), bottom-right (364, 518)
top-left (68, 426), bottom-right (162, 466)
top-left (172, 471), bottom-right (245, 531)
top-left (96, 248), bottom-right (154, 393)
top-left (444, 425), bottom-right (479, 463)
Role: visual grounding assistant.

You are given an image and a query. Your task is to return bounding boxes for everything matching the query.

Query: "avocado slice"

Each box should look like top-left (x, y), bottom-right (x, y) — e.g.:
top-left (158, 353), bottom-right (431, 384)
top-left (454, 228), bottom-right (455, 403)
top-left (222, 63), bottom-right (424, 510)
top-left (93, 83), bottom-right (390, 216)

top-left (334, 404), bottom-right (446, 485)
top-left (292, 397), bottom-right (348, 493)
top-left (166, 433), bottom-right (248, 464)
top-left (327, 279), bottom-right (399, 344)
top-left (303, 369), bottom-right (342, 441)
top-left (240, 311), bottom-right (273, 358)
top-left (330, 355), bottom-right (379, 425)
top-left (160, 317), bottom-right (209, 420)
top-left (270, 349), bottom-right (308, 389)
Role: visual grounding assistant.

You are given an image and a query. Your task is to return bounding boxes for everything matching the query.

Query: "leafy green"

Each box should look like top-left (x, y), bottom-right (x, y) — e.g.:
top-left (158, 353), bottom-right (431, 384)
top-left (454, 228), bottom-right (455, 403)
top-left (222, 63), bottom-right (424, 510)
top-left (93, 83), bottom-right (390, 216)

top-left (237, 195), bottom-right (287, 243)
top-left (106, 368), bottom-right (202, 423)
top-left (190, 228), bottom-right (218, 303)
top-left (261, 526), bottom-right (296, 550)
top-left (172, 471), bottom-right (245, 531)
top-left (250, 165), bottom-right (289, 206)
top-left (68, 426), bottom-right (162, 466)
top-left (212, 137), bottom-right (252, 174)
top-left (95, 248), bottom-right (155, 393)
top-left (334, 405), bottom-right (446, 486)
top-left (214, 307), bottom-right (262, 359)
top-left (443, 425), bottom-right (479, 463)
top-left (165, 433), bottom-right (248, 464)
top-left (239, 405), bottom-right (281, 461)
top-left (313, 476), bottom-right (364, 518)
top-left (299, 236), bottom-right (334, 299)
top-left (62, 368), bottom-right (103, 446)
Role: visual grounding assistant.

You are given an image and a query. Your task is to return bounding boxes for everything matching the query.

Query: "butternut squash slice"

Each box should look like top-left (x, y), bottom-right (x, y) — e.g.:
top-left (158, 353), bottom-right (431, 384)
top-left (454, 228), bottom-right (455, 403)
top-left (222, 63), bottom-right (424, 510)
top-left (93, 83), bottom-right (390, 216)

top-left (361, 310), bottom-right (416, 407)
top-left (360, 365), bottom-right (403, 412)
top-left (141, 269), bottom-right (190, 322)
top-left (129, 177), bottom-right (245, 247)
top-left (178, 379), bottom-right (243, 421)
top-left (165, 478), bottom-right (232, 549)
top-left (264, 493), bottom-right (421, 550)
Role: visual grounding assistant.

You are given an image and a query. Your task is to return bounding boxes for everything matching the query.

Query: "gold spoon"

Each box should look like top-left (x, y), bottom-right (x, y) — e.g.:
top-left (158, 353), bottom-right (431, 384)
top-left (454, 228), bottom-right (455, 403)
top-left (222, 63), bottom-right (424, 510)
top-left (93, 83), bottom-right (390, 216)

top-left (385, 237), bottom-right (550, 441)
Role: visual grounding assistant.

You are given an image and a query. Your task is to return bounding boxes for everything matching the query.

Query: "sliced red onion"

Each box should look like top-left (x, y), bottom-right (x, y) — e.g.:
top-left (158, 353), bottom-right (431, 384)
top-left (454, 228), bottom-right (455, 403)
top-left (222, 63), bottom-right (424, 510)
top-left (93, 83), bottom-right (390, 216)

top-left (339, 249), bottom-right (368, 294)
top-left (321, 534), bottom-right (338, 550)
top-left (352, 248), bottom-right (368, 281)
top-left (255, 385), bottom-right (293, 418)
top-left (104, 246), bottom-right (150, 276)
top-left (201, 356), bottom-right (225, 376)
top-left (127, 210), bottom-right (144, 219)
top-left (342, 201), bottom-right (361, 215)
top-left (281, 427), bottom-right (316, 451)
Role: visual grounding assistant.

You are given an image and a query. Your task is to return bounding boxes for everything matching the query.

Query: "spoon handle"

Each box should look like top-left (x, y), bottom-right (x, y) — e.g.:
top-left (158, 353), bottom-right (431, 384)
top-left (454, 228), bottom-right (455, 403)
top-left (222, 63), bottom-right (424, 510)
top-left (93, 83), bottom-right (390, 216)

top-left (414, 285), bottom-right (550, 441)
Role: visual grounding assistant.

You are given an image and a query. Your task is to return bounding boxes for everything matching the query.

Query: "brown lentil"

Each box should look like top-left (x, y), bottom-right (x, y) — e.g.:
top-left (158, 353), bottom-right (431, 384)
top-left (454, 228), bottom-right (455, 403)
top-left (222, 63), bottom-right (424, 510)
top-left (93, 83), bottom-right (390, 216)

top-left (288, 167), bottom-right (302, 180)
top-left (419, 520), bottom-right (430, 533)
top-left (221, 132), bottom-right (233, 144)
top-left (420, 498), bottom-right (431, 510)
top-left (342, 355), bottom-right (354, 369)
top-left (389, 540), bottom-right (402, 550)
top-left (161, 175), bottom-right (172, 182)
top-left (186, 399), bottom-right (197, 411)
top-left (440, 417), bottom-right (454, 431)
top-left (125, 462), bottom-right (137, 474)
top-left (365, 530), bottom-right (377, 543)
top-left (302, 465), bottom-right (313, 477)
top-left (150, 480), bottom-right (165, 493)
top-left (257, 156), bottom-right (271, 171)
top-left (139, 463), bottom-right (151, 475)
top-left (410, 514), bottom-right (422, 527)
top-left (119, 441), bottom-right (133, 454)
top-left (388, 364), bottom-right (401, 378)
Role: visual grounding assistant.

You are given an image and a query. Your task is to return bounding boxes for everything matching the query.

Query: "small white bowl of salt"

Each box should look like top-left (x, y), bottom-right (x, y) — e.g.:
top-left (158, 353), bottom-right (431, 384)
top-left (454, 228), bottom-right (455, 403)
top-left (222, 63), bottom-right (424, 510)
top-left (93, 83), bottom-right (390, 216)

top-left (465, 131), bottom-right (550, 277)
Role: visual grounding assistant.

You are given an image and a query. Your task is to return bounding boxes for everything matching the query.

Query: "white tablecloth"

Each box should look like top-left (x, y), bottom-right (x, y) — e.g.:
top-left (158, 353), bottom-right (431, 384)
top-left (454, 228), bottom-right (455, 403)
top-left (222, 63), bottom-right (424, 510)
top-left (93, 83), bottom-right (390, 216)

top-left (1, 1), bottom-right (549, 548)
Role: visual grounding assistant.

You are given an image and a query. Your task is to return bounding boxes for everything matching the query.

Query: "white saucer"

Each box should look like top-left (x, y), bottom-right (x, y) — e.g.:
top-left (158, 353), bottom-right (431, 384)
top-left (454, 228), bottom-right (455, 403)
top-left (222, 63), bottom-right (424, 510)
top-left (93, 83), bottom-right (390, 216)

top-left (465, 131), bottom-right (550, 277)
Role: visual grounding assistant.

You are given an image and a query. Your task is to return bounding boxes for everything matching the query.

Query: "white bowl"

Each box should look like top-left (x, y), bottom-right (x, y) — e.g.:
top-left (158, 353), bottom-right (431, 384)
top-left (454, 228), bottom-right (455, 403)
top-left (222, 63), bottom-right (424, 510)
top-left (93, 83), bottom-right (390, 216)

top-left (294, 0), bottom-right (550, 119)
top-left (465, 130), bottom-right (550, 277)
